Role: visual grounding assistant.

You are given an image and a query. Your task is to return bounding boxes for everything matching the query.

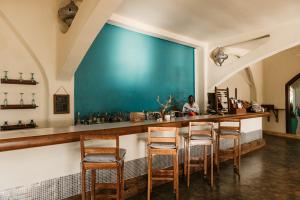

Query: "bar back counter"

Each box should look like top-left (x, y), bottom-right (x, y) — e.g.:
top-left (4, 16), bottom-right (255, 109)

top-left (0, 112), bottom-right (269, 199)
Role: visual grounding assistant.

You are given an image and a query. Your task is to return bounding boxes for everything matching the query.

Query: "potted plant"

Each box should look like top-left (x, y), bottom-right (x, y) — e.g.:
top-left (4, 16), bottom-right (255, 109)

top-left (297, 105), bottom-right (300, 117)
top-left (290, 103), bottom-right (298, 134)
top-left (156, 95), bottom-right (173, 120)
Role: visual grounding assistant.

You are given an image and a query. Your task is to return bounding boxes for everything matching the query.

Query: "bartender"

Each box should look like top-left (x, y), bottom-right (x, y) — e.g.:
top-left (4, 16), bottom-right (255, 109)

top-left (182, 95), bottom-right (200, 116)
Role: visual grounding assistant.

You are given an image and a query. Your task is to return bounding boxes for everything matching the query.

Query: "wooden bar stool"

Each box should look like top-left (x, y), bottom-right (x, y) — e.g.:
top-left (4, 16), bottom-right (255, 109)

top-left (80, 134), bottom-right (126, 200)
top-left (147, 127), bottom-right (180, 200)
top-left (183, 122), bottom-right (215, 188)
top-left (215, 118), bottom-right (241, 175)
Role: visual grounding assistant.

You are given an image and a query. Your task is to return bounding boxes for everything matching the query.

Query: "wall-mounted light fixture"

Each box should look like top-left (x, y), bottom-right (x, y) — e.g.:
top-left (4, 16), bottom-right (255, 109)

top-left (58, 0), bottom-right (79, 28)
top-left (211, 47), bottom-right (228, 66)
top-left (211, 34), bottom-right (270, 67)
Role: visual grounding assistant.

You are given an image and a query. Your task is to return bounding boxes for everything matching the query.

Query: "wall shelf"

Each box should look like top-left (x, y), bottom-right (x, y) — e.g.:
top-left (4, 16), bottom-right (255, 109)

top-left (0, 104), bottom-right (38, 110)
top-left (1, 78), bottom-right (39, 85)
top-left (261, 104), bottom-right (285, 122)
top-left (1, 123), bottom-right (37, 131)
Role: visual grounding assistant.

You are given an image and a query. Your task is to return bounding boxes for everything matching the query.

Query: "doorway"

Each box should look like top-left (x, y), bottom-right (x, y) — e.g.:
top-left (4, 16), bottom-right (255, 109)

top-left (286, 73), bottom-right (300, 134)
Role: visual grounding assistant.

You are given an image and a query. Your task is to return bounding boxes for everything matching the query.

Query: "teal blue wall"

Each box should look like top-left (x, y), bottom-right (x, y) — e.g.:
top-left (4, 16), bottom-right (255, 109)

top-left (75, 24), bottom-right (195, 116)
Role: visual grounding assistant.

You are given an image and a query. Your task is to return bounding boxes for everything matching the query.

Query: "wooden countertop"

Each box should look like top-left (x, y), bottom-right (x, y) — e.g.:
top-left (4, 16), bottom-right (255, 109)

top-left (0, 112), bottom-right (269, 152)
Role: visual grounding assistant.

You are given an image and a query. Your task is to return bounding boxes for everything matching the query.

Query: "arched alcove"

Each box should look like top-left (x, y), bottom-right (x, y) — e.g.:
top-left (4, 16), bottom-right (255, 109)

top-left (0, 12), bottom-right (49, 127)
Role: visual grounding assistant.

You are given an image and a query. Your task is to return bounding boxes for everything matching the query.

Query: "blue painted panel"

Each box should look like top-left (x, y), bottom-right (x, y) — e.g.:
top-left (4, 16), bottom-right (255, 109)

top-left (75, 24), bottom-right (194, 116)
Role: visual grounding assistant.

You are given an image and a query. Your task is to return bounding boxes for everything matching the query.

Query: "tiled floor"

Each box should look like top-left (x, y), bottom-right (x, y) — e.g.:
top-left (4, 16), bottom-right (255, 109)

top-left (129, 135), bottom-right (300, 200)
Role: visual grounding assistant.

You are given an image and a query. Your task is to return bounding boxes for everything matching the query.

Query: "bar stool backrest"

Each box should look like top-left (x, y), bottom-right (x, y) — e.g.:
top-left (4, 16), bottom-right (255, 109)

top-left (188, 122), bottom-right (214, 138)
top-left (218, 118), bottom-right (241, 132)
top-left (80, 134), bottom-right (120, 161)
top-left (148, 127), bottom-right (179, 148)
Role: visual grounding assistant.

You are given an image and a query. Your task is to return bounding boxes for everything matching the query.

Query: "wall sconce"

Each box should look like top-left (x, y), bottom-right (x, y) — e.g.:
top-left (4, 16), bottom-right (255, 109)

top-left (58, 0), bottom-right (79, 28)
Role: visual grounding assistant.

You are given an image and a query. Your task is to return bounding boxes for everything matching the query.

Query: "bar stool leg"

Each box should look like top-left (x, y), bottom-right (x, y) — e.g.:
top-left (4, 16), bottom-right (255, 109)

top-left (184, 139), bottom-right (187, 176)
top-left (216, 135), bottom-right (220, 174)
top-left (91, 170), bottom-right (96, 200)
top-left (187, 144), bottom-right (191, 188)
top-left (173, 154), bottom-right (176, 192)
top-left (204, 146), bottom-right (208, 177)
top-left (210, 144), bottom-right (214, 188)
top-left (116, 164), bottom-right (121, 200)
top-left (147, 153), bottom-right (152, 200)
top-left (175, 152), bottom-right (179, 200)
top-left (233, 138), bottom-right (237, 169)
top-left (237, 135), bottom-right (241, 174)
top-left (121, 161), bottom-right (125, 200)
top-left (81, 166), bottom-right (86, 200)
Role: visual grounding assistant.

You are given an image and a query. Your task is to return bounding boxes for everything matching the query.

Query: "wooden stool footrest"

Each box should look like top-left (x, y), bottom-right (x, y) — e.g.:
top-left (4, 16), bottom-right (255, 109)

top-left (152, 169), bottom-right (174, 176)
top-left (96, 193), bottom-right (117, 199)
top-left (95, 183), bottom-right (117, 190)
top-left (152, 176), bottom-right (174, 181)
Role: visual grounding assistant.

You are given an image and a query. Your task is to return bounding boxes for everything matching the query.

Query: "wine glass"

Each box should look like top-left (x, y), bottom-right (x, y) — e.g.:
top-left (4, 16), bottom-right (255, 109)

top-left (20, 93), bottom-right (24, 105)
top-left (3, 71), bottom-right (8, 80)
top-left (19, 72), bottom-right (23, 82)
top-left (32, 93), bottom-right (36, 106)
top-left (3, 92), bottom-right (8, 106)
top-left (31, 73), bottom-right (35, 82)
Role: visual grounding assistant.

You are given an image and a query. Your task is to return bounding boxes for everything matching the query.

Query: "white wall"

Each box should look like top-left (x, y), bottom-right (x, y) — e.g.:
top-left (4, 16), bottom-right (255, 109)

top-left (262, 46), bottom-right (300, 133)
top-left (0, 0), bottom-right (74, 127)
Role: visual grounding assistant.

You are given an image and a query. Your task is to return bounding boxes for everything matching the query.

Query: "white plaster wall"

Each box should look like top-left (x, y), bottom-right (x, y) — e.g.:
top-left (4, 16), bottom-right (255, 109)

top-left (0, 0), bottom-right (74, 127)
top-left (0, 16), bottom-right (48, 127)
top-left (218, 69), bottom-right (251, 102)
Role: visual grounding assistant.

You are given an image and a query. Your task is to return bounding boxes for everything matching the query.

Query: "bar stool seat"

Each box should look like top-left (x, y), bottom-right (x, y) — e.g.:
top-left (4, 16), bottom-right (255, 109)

top-left (149, 143), bottom-right (176, 149)
top-left (83, 149), bottom-right (126, 163)
top-left (190, 135), bottom-right (212, 140)
top-left (219, 130), bottom-right (240, 135)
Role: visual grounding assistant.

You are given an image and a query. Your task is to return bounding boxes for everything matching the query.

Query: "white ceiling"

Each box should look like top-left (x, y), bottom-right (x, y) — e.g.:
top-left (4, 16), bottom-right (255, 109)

top-left (115, 0), bottom-right (300, 42)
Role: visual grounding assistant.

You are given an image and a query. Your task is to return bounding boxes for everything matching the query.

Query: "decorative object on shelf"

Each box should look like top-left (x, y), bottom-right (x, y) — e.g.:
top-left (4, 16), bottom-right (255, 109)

top-left (0, 120), bottom-right (37, 131)
top-left (3, 92), bottom-right (8, 106)
top-left (53, 86), bottom-right (70, 114)
top-left (129, 112), bottom-right (145, 122)
top-left (31, 93), bottom-right (36, 106)
top-left (19, 72), bottom-right (23, 82)
top-left (58, 0), bottom-right (78, 27)
top-left (3, 71), bottom-right (8, 81)
top-left (156, 95), bottom-right (173, 119)
top-left (19, 93), bottom-right (24, 105)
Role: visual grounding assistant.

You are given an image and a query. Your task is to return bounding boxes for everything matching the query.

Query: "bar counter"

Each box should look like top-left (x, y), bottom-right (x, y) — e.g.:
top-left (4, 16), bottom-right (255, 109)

top-left (0, 112), bottom-right (269, 152)
top-left (0, 112), bottom-right (269, 198)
